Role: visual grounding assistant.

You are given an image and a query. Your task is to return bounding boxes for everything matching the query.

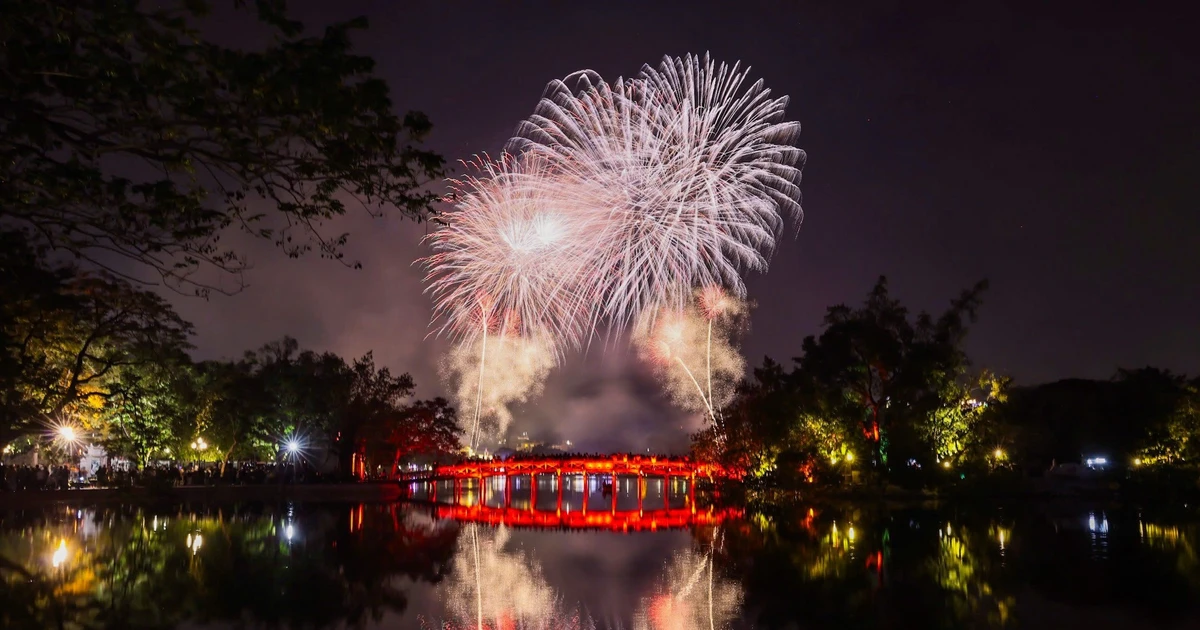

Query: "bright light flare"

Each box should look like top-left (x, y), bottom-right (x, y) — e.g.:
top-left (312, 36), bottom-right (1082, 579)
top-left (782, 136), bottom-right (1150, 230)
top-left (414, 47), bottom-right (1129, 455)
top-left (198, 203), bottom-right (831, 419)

top-left (50, 539), bottom-right (69, 568)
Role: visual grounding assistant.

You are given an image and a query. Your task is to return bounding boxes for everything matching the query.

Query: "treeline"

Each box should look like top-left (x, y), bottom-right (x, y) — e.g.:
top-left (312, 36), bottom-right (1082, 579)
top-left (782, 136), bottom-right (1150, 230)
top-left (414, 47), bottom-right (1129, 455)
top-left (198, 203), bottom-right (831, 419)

top-left (1, 236), bottom-right (460, 474)
top-left (0, 2), bottom-right (448, 473)
top-left (697, 276), bottom-right (1199, 489)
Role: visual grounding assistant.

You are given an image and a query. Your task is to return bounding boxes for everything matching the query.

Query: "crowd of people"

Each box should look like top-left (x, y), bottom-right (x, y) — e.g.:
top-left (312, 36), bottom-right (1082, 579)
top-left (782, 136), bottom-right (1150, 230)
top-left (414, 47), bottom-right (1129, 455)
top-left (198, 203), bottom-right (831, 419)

top-left (0, 460), bottom-right (343, 491)
top-left (0, 464), bottom-right (74, 491)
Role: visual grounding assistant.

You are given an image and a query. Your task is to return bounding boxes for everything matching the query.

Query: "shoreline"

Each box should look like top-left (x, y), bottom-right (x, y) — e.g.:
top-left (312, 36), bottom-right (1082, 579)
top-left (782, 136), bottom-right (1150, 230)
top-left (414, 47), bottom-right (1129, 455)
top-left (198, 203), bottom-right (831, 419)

top-left (0, 482), bottom-right (405, 507)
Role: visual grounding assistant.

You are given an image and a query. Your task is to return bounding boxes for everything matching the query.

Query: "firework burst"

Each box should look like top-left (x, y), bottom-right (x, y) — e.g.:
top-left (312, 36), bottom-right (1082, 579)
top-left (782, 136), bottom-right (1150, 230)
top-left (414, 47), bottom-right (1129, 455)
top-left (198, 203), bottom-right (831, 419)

top-left (422, 154), bottom-right (604, 352)
top-left (511, 52), bottom-right (805, 332)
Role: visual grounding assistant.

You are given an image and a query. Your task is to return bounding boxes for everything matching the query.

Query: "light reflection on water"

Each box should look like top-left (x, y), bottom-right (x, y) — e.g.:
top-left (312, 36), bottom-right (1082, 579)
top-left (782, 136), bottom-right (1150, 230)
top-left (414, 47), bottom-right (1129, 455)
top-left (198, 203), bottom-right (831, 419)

top-left (1, 503), bottom-right (1199, 629)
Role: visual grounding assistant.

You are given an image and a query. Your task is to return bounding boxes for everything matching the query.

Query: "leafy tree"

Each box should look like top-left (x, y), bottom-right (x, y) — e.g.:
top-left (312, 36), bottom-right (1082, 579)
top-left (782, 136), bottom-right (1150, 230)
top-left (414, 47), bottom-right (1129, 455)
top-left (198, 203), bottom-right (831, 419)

top-left (796, 276), bottom-right (988, 479)
top-left (922, 370), bottom-right (1009, 466)
top-left (0, 0), bottom-right (444, 295)
top-left (332, 353), bottom-right (414, 476)
top-left (100, 351), bottom-right (197, 466)
top-left (364, 397), bottom-right (462, 473)
top-left (0, 237), bottom-right (192, 446)
top-left (0, 233), bottom-right (76, 446)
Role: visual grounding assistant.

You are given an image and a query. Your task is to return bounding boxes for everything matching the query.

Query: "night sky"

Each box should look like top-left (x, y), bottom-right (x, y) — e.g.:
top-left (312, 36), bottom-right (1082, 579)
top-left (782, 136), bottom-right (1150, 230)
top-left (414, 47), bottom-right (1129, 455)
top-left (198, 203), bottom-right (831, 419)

top-left (172, 0), bottom-right (1199, 451)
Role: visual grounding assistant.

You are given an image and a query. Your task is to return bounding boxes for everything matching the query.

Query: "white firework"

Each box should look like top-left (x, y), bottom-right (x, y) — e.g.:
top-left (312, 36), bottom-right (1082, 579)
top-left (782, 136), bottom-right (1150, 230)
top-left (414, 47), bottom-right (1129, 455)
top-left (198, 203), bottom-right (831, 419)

top-left (421, 153), bottom-right (604, 353)
top-left (511, 52), bottom-right (805, 332)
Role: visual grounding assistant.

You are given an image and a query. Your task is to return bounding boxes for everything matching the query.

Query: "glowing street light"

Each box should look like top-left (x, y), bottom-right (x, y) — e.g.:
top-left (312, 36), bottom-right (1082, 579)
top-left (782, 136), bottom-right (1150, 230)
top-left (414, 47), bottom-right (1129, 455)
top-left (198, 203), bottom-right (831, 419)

top-left (942, 461), bottom-right (952, 469)
top-left (993, 448), bottom-right (1005, 459)
top-left (191, 437), bottom-right (208, 451)
top-left (286, 440), bottom-right (300, 455)
top-left (58, 426), bottom-right (77, 443)
top-left (50, 539), bottom-right (69, 568)
top-left (845, 452), bottom-right (855, 463)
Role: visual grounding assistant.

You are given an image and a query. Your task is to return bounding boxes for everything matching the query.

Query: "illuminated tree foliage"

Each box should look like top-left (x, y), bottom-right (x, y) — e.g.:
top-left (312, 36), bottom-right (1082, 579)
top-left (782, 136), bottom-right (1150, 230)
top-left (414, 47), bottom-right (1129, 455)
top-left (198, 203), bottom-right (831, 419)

top-left (362, 397), bottom-right (463, 472)
top-left (100, 350), bottom-right (198, 467)
top-left (0, 235), bottom-right (193, 446)
top-left (695, 276), bottom-right (995, 487)
top-left (0, 0), bottom-right (444, 295)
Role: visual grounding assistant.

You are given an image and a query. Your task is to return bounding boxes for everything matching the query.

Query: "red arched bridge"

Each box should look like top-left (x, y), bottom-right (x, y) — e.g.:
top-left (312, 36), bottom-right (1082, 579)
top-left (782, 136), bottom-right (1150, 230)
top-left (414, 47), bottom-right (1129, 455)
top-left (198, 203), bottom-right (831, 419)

top-left (398, 455), bottom-right (739, 531)
top-left (398, 454), bottom-right (734, 484)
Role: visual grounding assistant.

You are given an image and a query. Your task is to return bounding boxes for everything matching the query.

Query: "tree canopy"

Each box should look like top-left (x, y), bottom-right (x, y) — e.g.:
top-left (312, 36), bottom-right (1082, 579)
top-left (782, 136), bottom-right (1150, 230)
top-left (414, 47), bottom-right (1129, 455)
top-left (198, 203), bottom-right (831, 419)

top-left (0, 0), bottom-right (445, 295)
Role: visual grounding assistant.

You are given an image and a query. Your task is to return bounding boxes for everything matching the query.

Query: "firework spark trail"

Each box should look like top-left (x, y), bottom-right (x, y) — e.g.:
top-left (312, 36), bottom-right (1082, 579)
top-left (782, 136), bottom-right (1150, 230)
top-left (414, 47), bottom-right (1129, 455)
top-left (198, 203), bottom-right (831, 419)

top-left (636, 289), bottom-right (747, 425)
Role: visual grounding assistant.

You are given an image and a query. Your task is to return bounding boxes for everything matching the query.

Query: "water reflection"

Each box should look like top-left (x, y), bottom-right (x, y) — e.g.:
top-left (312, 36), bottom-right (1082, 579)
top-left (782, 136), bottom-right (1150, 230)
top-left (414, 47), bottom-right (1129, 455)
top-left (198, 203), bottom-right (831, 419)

top-left (439, 524), bottom-right (557, 628)
top-left (633, 531), bottom-right (742, 630)
top-left (0, 504), bottom-right (459, 629)
top-left (2, 503), bottom-right (1200, 628)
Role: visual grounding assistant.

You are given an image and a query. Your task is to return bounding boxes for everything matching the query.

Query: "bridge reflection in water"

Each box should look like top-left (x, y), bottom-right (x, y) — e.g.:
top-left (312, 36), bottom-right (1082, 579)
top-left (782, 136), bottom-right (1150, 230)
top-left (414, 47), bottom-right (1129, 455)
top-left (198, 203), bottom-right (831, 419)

top-left (402, 456), bottom-right (738, 532)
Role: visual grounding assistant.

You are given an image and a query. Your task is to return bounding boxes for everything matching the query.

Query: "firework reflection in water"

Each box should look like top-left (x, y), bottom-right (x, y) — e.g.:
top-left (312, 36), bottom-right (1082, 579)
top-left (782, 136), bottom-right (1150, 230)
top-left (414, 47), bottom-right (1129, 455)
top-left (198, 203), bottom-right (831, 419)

top-left (633, 545), bottom-right (742, 630)
top-left (429, 524), bottom-right (598, 630)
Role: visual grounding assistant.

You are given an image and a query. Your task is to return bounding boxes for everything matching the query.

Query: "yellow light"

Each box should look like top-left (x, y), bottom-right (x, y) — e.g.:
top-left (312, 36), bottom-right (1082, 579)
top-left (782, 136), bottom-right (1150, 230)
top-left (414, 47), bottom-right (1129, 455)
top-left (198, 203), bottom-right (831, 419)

top-left (845, 452), bottom-right (855, 463)
top-left (1133, 458), bottom-right (1141, 466)
top-left (993, 448), bottom-right (1004, 459)
top-left (58, 426), bottom-right (76, 442)
top-left (942, 461), bottom-right (951, 469)
top-left (848, 526), bottom-right (856, 542)
top-left (51, 539), bottom-right (68, 568)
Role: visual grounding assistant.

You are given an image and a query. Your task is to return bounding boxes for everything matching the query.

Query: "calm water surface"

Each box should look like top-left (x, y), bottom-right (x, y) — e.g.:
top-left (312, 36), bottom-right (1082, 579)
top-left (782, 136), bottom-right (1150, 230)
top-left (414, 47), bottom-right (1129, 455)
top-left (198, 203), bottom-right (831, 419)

top-left (2, 484), bottom-right (1199, 629)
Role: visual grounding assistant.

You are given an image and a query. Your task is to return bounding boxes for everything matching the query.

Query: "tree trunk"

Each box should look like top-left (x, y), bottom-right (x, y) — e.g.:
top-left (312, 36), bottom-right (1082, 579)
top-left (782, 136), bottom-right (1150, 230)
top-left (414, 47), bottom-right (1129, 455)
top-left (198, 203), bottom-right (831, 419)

top-left (220, 439), bottom-right (236, 477)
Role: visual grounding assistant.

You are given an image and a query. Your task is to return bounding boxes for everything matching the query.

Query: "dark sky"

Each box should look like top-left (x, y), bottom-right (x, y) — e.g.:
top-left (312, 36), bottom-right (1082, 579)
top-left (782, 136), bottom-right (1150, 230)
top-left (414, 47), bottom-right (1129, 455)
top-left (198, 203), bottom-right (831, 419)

top-left (171, 0), bottom-right (1199, 451)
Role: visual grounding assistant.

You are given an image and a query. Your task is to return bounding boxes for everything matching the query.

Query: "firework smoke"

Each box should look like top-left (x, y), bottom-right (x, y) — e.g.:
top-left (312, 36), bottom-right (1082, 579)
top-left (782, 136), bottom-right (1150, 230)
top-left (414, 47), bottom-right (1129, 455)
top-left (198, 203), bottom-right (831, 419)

top-left (441, 332), bottom-right (556, 450)
top-left (635, 288), bottom-right (746, 422)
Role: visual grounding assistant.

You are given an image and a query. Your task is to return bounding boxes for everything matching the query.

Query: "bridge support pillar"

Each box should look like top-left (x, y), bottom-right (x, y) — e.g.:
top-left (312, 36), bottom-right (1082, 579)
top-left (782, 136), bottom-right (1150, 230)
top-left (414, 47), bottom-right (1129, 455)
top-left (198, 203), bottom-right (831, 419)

top-left (637, 475), bottom-right (644, 513)
top-left (505, 474), bottom-right (512, 509)
top-left (530, 473), bottom-right (537, 512)
top-left (556, 473), bottom-right (563, 512)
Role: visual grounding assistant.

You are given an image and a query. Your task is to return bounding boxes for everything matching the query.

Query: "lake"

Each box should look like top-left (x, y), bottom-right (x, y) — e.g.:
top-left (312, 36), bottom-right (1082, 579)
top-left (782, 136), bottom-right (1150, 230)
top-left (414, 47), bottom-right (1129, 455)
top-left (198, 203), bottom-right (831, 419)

top-left (2, 489), bottom-right (1199, 629)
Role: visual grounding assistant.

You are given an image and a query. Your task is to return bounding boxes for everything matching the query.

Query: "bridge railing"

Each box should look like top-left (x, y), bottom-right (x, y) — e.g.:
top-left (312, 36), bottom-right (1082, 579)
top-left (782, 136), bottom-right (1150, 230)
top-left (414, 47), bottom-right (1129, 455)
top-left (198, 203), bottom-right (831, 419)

top-left (396, 454), bottom-right (737, 483)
